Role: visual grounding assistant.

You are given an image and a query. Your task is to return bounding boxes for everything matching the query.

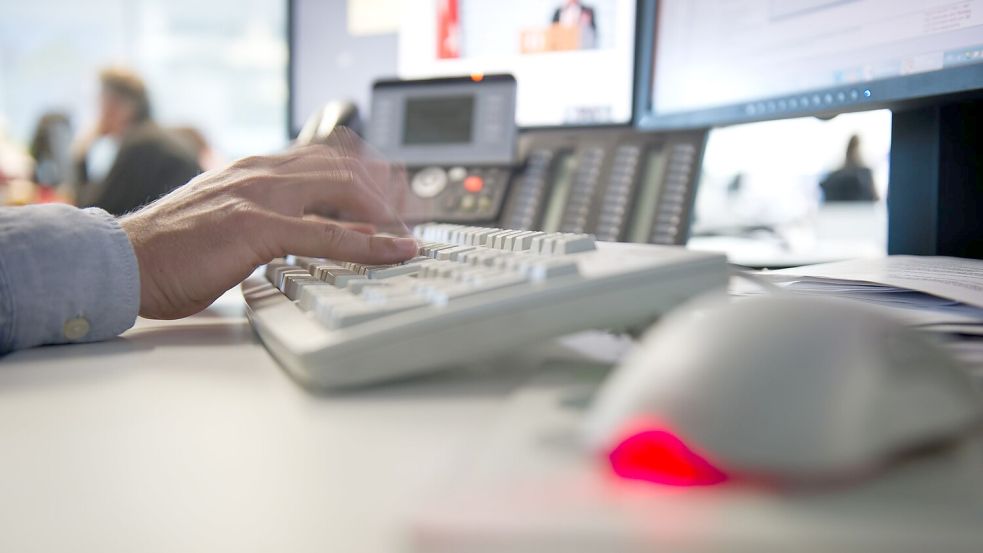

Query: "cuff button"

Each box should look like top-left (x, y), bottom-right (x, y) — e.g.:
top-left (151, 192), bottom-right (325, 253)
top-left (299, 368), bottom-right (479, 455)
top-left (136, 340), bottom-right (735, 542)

top-left (63, 317), bottom-right (91, 341)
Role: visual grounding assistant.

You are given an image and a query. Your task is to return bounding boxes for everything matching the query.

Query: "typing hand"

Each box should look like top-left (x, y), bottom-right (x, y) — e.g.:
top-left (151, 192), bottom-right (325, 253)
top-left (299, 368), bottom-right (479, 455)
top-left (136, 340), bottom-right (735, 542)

top-left (120, 143), bottom-right (417, 319)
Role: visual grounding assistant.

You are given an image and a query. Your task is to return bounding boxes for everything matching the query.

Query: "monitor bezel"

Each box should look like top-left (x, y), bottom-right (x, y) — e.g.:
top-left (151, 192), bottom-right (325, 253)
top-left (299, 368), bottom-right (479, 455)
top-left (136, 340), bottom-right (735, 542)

top-left (634, 0), bottom-right (983, 131)
top-left (287, 0), bottom-right (298, 138)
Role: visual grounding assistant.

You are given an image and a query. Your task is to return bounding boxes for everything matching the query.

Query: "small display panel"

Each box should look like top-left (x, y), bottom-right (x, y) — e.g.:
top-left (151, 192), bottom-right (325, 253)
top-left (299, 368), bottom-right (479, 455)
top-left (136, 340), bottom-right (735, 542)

top-left (403, 95), bottom-right (475, 145)
top-left (370, 75), bottom-right (516, 166)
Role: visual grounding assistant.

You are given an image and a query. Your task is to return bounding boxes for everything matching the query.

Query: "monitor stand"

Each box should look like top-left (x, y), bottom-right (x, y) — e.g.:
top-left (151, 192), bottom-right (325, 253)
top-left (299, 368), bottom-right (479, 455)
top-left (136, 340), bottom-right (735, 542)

top-left (888, 98), bottom-right (983, 259)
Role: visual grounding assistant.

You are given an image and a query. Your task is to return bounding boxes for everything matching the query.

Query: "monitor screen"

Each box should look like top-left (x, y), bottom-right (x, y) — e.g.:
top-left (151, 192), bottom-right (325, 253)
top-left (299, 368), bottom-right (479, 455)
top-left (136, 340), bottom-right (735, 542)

top-left (640, 0), bottom-right (983, 128)
top-left (398, 0), bottom-right (637, 127)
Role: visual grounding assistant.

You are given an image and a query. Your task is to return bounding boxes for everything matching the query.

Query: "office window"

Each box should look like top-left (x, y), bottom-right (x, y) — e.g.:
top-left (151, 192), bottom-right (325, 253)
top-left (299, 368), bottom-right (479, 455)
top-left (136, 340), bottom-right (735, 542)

top-left (690, 110), bottom-right (892, 266)
top-left (0, 0), bottom-right (287, 160)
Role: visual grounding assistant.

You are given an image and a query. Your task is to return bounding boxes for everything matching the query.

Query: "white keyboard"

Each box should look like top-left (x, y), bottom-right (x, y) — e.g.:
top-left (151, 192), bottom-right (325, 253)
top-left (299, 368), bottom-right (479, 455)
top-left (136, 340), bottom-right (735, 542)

top-left (242, 223), bottom-right (728, 389)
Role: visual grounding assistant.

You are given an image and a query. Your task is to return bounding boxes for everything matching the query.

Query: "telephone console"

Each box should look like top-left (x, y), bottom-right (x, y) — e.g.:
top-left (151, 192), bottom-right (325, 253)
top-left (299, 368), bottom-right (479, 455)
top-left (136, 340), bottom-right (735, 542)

top-left (368, 75), bottom-right (518, 224)
top-left (502, 127), bottom-right (706, 245)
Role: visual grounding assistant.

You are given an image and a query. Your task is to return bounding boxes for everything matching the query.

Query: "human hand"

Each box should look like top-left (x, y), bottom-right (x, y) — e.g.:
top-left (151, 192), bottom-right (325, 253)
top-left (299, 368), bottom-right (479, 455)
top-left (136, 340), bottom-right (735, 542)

top-left (120, 142), bottom-right (418, 319)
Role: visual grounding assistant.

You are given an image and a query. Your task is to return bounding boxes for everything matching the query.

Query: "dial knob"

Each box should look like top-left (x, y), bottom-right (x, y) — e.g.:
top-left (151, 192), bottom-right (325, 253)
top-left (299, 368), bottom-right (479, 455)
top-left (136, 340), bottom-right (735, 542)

top-left (411, 167), bottom-right (449, 198)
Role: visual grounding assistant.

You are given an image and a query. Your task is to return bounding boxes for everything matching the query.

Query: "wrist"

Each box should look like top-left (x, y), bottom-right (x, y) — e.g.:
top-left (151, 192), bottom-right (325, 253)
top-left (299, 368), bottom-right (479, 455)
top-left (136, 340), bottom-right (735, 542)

top-left (119, 214), bottom-right (156, 318)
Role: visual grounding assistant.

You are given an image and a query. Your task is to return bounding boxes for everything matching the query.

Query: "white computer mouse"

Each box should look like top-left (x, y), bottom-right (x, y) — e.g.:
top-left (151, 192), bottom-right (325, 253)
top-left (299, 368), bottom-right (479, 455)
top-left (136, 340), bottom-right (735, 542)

top-left (583, 295), bottom-right (983, 484)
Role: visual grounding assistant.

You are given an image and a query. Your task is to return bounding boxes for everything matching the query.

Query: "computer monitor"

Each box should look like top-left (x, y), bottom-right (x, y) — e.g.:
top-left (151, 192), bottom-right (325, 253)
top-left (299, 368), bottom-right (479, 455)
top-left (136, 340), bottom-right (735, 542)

top-left (637, 0), bottom-right (983, 128)
top-left (289, 0), bottom-right (399, 137)
top-left (290, 0), bottom-right (638, 131)
top-left (636, 0), bottom-right (983, 258)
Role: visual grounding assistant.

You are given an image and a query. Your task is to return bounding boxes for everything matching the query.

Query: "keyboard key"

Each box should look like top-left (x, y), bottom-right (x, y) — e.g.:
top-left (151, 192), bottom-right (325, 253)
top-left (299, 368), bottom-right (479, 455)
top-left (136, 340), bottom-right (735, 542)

top-left (431, 261), bottom-right (459, 278)
top-left (528, 258), bottom-right (579, 281)
top-left (529, 234), bottom-right (556, 254)
top-left (320, 269), bottom-right (365, 286)
top-left (291, 256), bottom-right (324, 270)
top-left (297, 285), bottom-right (351, 312)
top-left (345, 279), bottom-right (391, 294)
top-left (311, 294), bottom-right (364, 322)
top-left (310, 263), bottom-right (346, 280)
top-left (421, 244), bottom-right (456, 258)
top-left (283, 274), bottom-right (321, 300)
top-left (275, 268), bottom-right (309, 291)
top-left (493, 230), bottom-right (525, 250)
top-left (360, 283), bottom-right (419, 303)
top-left (422, 274), bottom-right (527, 306)
top-left (365, 264), bottom-right (421, 279)
top-left (264, 259), bottom-right (290, 282)
top-left (471, 228), bottom-right (499, 246)
top-left (512, 231), bottom-right (546, 252)
top-left (556, 234), bottom-right (596, 254)
top-left (327, 297), bottom-right (428, 329)
top-left (436, 246), bottom-right (476, 261)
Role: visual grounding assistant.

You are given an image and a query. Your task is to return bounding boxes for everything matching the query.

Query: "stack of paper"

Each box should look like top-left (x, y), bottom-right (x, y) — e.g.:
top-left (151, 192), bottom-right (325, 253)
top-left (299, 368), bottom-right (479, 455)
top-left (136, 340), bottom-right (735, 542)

top-left (737, 256), bottom-right (983, 376)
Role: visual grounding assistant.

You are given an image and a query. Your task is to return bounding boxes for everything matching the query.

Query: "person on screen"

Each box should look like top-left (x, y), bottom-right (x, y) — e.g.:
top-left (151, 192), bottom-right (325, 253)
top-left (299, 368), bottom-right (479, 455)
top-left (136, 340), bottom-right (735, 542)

top-left (74, 68), bottom-right (201, 215)
top-left (819, 135), bottom-right (878, 202)
top-left (553, 0), bottom-right (596, 30)
top-left (552, 0), bottom-right (597, 48)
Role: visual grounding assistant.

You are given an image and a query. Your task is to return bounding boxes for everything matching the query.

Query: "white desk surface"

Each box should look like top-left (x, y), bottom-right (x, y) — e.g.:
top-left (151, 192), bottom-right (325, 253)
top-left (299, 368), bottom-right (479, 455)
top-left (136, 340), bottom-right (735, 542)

top-left (2, 289), bottom-right (981, 553)
top-left (0, 290), bottom-right (544, 553)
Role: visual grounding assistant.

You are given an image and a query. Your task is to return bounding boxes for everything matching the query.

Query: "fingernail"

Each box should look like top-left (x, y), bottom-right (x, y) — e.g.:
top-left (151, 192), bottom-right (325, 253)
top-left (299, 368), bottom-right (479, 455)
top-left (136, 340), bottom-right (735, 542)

top-left (394, 237), bottom-right (418, 254)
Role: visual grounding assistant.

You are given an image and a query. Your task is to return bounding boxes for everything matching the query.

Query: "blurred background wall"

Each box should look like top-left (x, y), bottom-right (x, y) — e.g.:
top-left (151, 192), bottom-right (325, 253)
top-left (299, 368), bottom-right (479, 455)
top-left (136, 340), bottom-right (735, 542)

top-left (0, 0), bottom-right (287, 161)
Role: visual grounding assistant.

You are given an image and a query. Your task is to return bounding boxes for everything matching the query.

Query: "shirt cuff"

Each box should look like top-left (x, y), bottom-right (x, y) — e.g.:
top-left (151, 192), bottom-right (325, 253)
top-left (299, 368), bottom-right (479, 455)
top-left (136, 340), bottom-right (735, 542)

top-left (0, 204), bottom-right (140, 353)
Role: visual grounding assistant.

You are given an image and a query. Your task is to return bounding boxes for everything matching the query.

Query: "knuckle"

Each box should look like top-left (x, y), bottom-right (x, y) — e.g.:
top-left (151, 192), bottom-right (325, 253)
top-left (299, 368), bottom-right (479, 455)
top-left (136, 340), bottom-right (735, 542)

top-left (329, 168), bottom-right (357, 188)
top-left (334, 154), bottom-right (363, 172)
top-left (227, 200), bottom-right (262, 225)
top-left (343, 168), bottom-right (359, 186)
top-left (320, 223), bottom-right (346, 246)
top-left (232, 155), bottom-right (265, 169)
top-left (349, 157), bottom-right (368, 174)
top-left (233, 171), bottom-right (278, 197)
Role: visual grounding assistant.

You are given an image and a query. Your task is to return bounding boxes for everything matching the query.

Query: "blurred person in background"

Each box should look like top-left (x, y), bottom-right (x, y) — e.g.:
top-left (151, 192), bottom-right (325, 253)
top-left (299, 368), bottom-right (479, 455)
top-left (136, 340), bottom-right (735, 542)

top-left (75, 67), bottom-right (201, 215)
top-left (170, 126), bottom-right (226, 173)
top-left (29, 112), bottom-right (74, 201)
top-left (819, 134), bottom-right (878, 202)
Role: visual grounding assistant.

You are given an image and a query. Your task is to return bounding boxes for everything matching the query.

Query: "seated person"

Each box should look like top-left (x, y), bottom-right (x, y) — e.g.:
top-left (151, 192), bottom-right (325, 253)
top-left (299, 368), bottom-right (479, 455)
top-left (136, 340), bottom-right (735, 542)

top-left (75, 68), bottom-right (201, 215)
top-left (819, 135), bottom-right (878, 202)
top-left (29, 112), bottom-right (74, 190)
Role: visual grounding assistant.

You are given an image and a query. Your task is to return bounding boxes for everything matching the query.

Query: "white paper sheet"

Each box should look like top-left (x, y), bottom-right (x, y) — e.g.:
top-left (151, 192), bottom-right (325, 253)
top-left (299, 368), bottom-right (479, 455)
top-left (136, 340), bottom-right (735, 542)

top-left (765, 256), bottom-right (983, 309)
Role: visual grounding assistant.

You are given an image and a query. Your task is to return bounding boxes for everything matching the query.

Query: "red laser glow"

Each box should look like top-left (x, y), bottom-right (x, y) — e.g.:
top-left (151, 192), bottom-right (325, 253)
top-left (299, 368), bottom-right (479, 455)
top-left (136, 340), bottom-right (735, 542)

top-left (608, 424), bottom-right (728, 487)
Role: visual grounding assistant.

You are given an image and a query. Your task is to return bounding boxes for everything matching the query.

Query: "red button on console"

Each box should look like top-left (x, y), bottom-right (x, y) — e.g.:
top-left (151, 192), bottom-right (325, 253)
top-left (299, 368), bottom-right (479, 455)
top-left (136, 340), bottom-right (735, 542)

top-left (463, 175), bottom-right (484, 193)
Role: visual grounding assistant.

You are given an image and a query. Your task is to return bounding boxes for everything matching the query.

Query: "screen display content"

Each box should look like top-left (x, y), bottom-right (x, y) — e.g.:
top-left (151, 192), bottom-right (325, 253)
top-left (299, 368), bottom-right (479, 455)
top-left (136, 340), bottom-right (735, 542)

top-left (647, 0), bottom-right (983, 125)
top-left (403, 96), bottom-right (475, 145)
top-left (399, 0), bottom-right (637, 127)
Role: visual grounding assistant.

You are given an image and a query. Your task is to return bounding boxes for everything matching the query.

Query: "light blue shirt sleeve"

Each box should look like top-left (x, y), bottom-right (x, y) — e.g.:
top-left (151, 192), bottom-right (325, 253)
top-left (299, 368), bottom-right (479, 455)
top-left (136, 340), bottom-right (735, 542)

top-left (0, 204), bottom-right (140, 353)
